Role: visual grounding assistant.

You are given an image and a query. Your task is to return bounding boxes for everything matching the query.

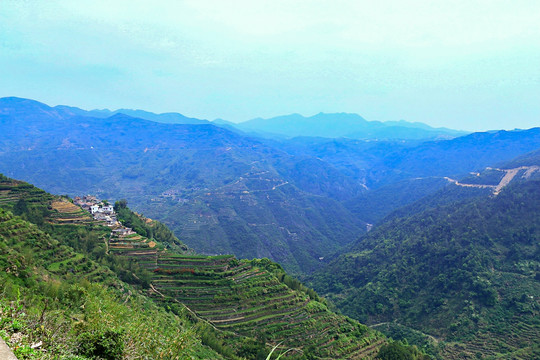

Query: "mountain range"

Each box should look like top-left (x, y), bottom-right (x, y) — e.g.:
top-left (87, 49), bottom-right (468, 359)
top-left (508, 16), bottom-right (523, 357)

top-left (6, 96), bottom-right (467, 140)
top-left (1, 97), bottom-right (540, 275)
top-left (0, 97), bottom-right (368, 274)
top-left (1, 96), bottom-right (540, 359)
top-left (234, 113), bottom-right (467, 140)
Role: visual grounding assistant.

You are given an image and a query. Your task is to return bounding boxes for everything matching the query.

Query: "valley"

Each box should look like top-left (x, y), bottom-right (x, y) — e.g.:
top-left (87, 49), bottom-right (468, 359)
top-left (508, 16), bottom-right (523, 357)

top-left (0, 97), bottom-right (539, 359)
top-left (309, 155), bottom-right (540, 359)
top-left (3, 2), bottom-right (539, 359)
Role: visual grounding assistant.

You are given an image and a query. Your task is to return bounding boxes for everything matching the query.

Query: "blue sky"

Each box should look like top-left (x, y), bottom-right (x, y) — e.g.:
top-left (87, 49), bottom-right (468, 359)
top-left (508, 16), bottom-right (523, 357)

top-left (1, 0), bottom-right (539, 131)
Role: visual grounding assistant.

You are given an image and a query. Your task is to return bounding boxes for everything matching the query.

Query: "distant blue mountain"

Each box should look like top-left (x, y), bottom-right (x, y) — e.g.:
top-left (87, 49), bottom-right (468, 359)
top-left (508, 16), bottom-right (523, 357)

top-left (235, 112), bottom-right (467, 140)
top-left (6, 96), bottom-right (465, 139)
top-left (0, 96), bottom-right (214, 125)
top-left (54, 104), bottom-right (210, 125)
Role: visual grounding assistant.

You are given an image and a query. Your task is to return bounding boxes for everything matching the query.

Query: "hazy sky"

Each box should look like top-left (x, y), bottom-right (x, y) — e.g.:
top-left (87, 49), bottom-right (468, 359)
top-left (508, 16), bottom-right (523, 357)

top-left (1, 0), bottom-right (539, 131)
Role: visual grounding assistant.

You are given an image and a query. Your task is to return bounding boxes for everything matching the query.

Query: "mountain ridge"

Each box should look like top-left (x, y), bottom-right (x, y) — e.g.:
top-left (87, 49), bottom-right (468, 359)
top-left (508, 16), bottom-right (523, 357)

top-left (1, 96), bottom-right (539, 277)
top-left (235, 112), bottom-right (467, 140)
top-left (308, 153), bottom-right (540, 359)
top-left (1, 97), bottom-right (467, 140)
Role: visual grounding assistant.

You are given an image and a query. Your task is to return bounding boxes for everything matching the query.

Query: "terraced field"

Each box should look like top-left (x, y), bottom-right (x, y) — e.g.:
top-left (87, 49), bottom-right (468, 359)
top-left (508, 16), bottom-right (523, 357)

top-left (0, 189), bottom-right (20, 205)
top-left (108, 231), bottom-right (162, 266)
top-left (102, 206), bottom-right (386, 358)
top-left (49, 199), bottom-right (93, 224)
top-left (0, 177), bottom-right (53, 205)
top-left (113, 250), bottom-right (384, 359)
top-left (440, 310), bottom-right (540, 359)
top-left (105, 226), bottom-right (386, 358)
top-left (0, 175), bottom-right (92, 225)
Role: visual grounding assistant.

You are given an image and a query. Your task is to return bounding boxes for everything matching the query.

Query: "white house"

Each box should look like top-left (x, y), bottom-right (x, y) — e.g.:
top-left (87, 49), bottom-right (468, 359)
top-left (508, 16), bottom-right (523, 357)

top-left (102, 205), bottom-right (114, 213)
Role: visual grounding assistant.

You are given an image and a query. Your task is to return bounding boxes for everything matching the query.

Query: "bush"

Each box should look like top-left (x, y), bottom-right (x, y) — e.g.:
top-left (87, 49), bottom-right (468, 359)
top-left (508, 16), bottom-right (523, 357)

top-left (77, 329), bottom-right (124, 360)
top-left (376, 342), bottom-right (414, 360)
top-left (376, 341), bottom-right (431, 360)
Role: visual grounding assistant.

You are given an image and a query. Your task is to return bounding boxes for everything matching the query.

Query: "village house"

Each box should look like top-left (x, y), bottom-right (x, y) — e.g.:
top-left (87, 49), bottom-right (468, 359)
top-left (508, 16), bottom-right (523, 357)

top-left (74, 194), bottom-right (130, 233)
top-left (102, 204), bottom-right (114, 213)
top-left (75, 195), bottom-right (116, 222)
top-left (74, 195), bottom-right (101, 212)
top-left (93, 212), bottom-right (118, 226)
top-left (86, 202), bottom-right (113, 215)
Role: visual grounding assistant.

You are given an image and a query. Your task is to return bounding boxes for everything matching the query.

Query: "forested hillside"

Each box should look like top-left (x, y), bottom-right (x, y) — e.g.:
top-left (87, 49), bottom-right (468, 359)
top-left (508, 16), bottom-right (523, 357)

top-left (309, 159), bottom-right (540, 359)
top-left (261, 129), bottom-right (540, 224)
top-left (0, 174), bottom-right (434, 359)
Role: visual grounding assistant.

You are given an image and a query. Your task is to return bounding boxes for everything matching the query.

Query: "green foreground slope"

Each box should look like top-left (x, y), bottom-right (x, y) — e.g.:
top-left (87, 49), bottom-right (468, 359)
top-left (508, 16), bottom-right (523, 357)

top-left (310, 165), bottom-right (540, 359)
top-left (0, 174), bottom-right (427, 359)
top-left (0, 207), bottom-right (222, 359)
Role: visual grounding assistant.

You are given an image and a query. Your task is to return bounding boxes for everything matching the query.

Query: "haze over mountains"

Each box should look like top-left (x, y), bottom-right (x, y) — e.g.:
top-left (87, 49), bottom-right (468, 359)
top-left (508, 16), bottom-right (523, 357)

top-left (1, 95), bottom-right (540, 358)
top-left (19, 96), bottom-right (468, 140)
top-left (235, 113), bottom-right (467, 140)
top-left (1, 96), bottom-right (540, 275)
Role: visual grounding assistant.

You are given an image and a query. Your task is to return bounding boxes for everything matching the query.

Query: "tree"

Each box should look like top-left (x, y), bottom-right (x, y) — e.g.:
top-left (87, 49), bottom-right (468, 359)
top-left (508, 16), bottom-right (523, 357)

top-left (376, 342), bottom-right (414, 360)
top-left (114, 199), bottom-right (128, 211)
top-left (13, 198), bottom-right (28, 216)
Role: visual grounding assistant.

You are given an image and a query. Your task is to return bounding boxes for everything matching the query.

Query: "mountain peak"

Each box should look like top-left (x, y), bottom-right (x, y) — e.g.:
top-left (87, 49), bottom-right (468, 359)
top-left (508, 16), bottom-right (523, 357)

top-left (0, 96), bottom-right (52, 110)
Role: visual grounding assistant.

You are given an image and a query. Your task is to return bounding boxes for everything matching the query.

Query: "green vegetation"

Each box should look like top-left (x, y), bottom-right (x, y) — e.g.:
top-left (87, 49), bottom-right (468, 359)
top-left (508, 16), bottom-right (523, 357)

top-left (310, 178), bottom-right (540, 359)
top-left (370, 323), bottom-right (440, 357)
top-left (146, 182), bottom-right (365, 275)
top-left (345, 177), bottom-right (450, 224)
top-left (1, 174), bottom-right (420, 359)
top-left (123, 249), bottom-right (386, 359)
top-left (114, 199), bottom-right (188, 253)
top-left (376, 341), bottom-right (430, 360)
top-left (458, 169), bottom-right (504, 186)
top-left (0, 208), bottom-right (222, 359)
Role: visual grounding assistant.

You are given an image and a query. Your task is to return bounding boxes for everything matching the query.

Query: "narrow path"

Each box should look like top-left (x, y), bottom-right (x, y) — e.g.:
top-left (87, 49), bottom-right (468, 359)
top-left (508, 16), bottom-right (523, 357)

top-left (271, 181), bottom-right (289, 190)
top-left (104, 235), bottom-right (109, 255)
top-left (150, 283), bottom-right (223, 332)
top-left (370, 322), bottom-right (440, 344)
top-left (443, 177), bottom-right (495, 190)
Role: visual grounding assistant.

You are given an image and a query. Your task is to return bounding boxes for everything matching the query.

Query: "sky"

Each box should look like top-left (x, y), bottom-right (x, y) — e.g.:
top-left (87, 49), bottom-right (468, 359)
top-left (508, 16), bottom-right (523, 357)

top-left (1, 0), bottom-right (539, 131)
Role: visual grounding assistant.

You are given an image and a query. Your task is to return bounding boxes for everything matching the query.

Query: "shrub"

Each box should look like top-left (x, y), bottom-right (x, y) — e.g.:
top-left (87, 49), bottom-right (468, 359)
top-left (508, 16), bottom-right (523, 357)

top-left (77, 329), bottom-right (124, 360)
top-left (376, 342), bottom-right (414, 360)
